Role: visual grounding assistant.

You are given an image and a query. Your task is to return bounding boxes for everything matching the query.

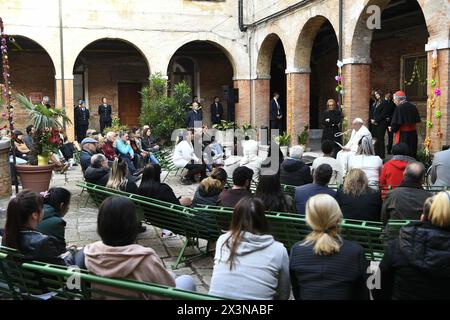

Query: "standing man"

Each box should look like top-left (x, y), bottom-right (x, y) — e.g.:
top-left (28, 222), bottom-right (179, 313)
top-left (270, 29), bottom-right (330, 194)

top-left (74, 100), bottom-right (90, 143)
top-left (269, 92), bottom-right (283, 134)
top-left (390, 91), bottom-right (421, 158)
top-left (98, 97), bottom-right (112, 133)
top-left (210, 96), bottom-right (224, 125)
top-left (186, 102), bottom-right (202, 129)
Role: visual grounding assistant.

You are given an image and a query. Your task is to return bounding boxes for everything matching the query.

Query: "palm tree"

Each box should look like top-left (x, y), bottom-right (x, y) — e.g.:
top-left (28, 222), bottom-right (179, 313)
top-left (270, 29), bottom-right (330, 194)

top-left (15, 93), bottom-right (71, 165)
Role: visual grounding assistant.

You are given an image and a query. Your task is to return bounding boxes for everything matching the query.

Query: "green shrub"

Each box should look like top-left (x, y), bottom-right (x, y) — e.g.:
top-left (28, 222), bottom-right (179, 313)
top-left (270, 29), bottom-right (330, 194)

top-left (139, 73), bottom-right (191, 143)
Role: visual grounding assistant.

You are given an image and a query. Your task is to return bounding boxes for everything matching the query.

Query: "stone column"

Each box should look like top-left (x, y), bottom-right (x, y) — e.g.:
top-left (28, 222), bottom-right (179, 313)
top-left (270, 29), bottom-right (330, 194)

top-left (0, 140), bottom-right (12, 198)
top-left (233, 79), bottom-right (252, 125)
top-left (56, 77), bottom-right (75, 141)
top-left (427, 48), bottom-right (450, 151)
top-left (287, 72), bottom-right (310, 138)
top-left (342, 63), bottom-right (371, 125)
top-left (253, 77), bottom-right (270, 129)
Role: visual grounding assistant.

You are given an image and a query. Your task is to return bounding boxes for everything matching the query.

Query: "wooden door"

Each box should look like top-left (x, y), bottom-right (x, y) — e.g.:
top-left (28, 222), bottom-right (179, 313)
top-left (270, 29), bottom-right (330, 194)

top-left (118, 82), bottom-right (142, 128)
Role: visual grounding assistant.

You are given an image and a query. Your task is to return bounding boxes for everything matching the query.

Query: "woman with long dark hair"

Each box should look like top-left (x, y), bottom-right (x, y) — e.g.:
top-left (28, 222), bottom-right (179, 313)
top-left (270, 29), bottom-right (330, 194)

top-left (255, 172), bottom-right (294, 213)
top-left (2, 190), bottom-right (83, 266)
top-left (209, 197), bottom-right (290, 300)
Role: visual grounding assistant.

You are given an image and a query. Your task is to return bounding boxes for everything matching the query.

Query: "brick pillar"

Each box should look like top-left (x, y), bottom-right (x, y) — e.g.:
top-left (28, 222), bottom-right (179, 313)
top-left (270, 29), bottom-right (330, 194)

top-left (0, 140), bottom-right (12, 198)
top-left (253, 78), bottom-right (270, 129)
top-left (233, 80), bottom-right (251, 125)
top-left (342, 64), bottom-right (371, 125)
top-left (56, 78), bottom-right (75, 141)
top-left (287, 72), bottom-right (310, 137)
top-left (428, 48), bottom-right (450, 151)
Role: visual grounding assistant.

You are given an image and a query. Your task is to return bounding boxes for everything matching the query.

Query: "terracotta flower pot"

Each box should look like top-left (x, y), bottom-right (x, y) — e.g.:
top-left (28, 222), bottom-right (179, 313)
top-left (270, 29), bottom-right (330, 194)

top-left (15, 164), bottom-right (54, 193)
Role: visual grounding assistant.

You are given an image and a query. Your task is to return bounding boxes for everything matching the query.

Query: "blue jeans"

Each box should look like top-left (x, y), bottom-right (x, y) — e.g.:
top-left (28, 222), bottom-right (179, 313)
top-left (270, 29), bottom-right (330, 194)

top-left (148, 153), bottom-right (159, 165)
top-left (120, 155), bottom-right (137, 174)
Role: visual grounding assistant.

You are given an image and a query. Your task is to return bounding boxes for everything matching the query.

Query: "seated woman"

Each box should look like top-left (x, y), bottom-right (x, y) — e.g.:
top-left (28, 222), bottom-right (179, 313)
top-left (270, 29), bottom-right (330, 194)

top-left (13, 130), bottom-right (30, 162)
top-left (106, 158), bottom-right (138, 194)
top-left (172, 130), bottom-right (206, 185)
top-left (374, 192), bottom-right (450, 300)
top-left (290, 194), bottom-right (369, 300)
top-left (255, 171), bottom-right (295, 213)
top-left (336, 169), bottom-right (382, 221)
top-left (83, 196), bottom-right (196, 299)
top-left (37, 188), bottom-right (72, 254)
top-left (209, 197), bottom-right (290, 300)
top-left (348, 136), bottom-right (382, 188)
top-left (137, 164), bottom-right (191, 206)
top-left (2, 190), bottom-right (83, 267)
top-left (192, 168), bottom-right (227, 207)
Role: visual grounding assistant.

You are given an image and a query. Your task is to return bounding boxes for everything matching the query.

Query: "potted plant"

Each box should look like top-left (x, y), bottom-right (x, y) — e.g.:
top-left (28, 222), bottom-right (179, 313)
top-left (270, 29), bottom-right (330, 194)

top-left (297, 125), bottom-right (310, 150)
top-left (275, 132), bottom-right (291, 157)
top-left (14, 93), bottom-right (70, 192)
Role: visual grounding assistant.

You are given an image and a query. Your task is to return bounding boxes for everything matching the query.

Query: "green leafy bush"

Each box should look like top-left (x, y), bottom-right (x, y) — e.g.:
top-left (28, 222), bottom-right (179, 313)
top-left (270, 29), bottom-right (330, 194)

top-left (103, 116), bottom-right (129, 134)
top-left (139, 73), bottom-right (191, 143)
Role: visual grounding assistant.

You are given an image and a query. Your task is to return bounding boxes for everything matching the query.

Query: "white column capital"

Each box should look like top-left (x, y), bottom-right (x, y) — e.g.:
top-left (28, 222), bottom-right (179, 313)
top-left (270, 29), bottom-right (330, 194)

top-left (285, 67), bottom-right (311, 74)
top-left (342, 57), bottom-right (372, 65)
top-left (425, 40), bottom-right (450, 51)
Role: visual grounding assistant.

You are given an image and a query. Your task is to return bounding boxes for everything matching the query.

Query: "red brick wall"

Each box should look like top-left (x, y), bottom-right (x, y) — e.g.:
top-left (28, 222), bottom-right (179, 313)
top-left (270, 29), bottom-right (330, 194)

top-left (81, 52), bottom-right (149, 131)
top-left (370, 26), bottom-right (428, 117)
top-left (234, 80), bottom-right (251, 125)
top-left (196, 56), bottom-right (233, 126)
top-left (8, 51), bottom-right (55, 133)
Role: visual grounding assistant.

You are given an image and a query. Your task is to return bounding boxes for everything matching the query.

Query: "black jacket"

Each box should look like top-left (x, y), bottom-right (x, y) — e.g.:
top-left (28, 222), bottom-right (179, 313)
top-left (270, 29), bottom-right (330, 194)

top-left (373, 100), bottom-right (391, 124)
top-left (290, 240), bottom-right (369, 300)
top-left (269, 99), bottom-right (282, 121)
top-left (186, 110), bottom-right (202, 128)
top-left (336, 188), bottom-right (382, 222)
top-left (16, 229), bottom-right (65, 265)
top-left (210, 102), bottom-right (224, 124)
top-left (98, 104), bottom-right (112, 122)
top-left (374, 221), bottom-right (450, 300)
top-left (74, 106), bottom-right (90, 126)
top-left (84, 166), bottom-right (110, 186)
top-left (279, 159), bottom-right (313, 187)
top-left (80, 150), bottom-right (94, 172)
top-left (381, 182), bottom-right (432, 225)
top-left (192, 185), bottom-right (222, 207)
top-left (137, 183), bottom-right (180, 205)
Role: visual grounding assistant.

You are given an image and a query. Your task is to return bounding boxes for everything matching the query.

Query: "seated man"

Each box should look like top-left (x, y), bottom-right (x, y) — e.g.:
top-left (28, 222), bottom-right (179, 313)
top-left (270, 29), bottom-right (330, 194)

top-left (240, 139), bottom-right (263, 183)
top-left (80, 137), bottom-right (98, 173)
top-left (312, 140), bottom-right (343, 186)
top-left (381, 162), bottom-right (432, 225)
top-left (217, 166), bottom-right (253, 208)
top-left (430, 145), bottom-right (450, 187)
top-left (336, 118), bottom-right (372, 177)
top-left (280, 145), bottom-right (312, 187)
top-left (295, 164), bottom-right (337, 215)
top-left (84, 154), bottom-right (110, 186)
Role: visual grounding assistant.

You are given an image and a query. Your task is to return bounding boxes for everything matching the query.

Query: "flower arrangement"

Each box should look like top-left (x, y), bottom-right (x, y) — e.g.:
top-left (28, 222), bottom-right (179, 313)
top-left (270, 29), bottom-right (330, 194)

top-left (275, 132), bottom-right (291, 146)
top-left (15, 93), bottom-right (70, 165)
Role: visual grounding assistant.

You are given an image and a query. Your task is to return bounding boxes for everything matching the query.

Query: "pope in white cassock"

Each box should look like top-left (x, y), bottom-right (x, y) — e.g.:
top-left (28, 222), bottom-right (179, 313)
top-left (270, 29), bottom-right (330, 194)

top-left (336, 118), bottom-right (372, 176)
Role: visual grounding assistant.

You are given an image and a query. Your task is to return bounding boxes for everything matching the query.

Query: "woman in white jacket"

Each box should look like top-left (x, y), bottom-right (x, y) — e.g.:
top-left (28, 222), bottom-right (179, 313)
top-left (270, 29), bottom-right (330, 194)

top-left (348, 136), bottom-right (382, 188)
top-left (172, 130), bottom-right (206, 184)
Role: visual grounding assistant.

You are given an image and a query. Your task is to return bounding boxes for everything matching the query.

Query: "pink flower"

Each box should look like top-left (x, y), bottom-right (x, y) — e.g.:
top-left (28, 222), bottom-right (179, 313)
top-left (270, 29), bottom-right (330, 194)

top-left (434, 88), bottom-right (441, 96)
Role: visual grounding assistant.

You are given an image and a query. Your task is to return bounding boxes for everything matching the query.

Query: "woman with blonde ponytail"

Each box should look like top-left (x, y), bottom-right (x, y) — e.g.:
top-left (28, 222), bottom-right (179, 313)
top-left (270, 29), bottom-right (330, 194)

top-left (290, 194), bottom-right (369, 300)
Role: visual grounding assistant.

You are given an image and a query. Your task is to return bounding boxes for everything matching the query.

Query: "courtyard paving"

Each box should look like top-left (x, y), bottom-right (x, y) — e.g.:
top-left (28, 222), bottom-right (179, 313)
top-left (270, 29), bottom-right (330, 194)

top-left (0, 165), bottom-right (213, 294)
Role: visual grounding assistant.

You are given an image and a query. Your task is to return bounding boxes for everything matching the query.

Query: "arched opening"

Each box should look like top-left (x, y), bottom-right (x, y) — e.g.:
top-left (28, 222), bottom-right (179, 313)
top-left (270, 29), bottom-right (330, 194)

top-left (168, 41), bottom-right (234, 125)
top-left (73, 39), bottom-right (150, 129)
top-left (3, 36), bottom-right (56, 132)
top-left (270, 40), bottom-right (287, 133)
top-left (309, 21), bottom-right (339, 129)
top-left (369, 0), bottom-right (429, 114)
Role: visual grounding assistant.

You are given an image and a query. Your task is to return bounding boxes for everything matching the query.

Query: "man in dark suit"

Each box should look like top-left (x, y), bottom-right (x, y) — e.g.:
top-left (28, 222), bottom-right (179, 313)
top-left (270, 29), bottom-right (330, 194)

top-left (98, 97), bottom-right (112, 133)
top-left (74, 100), bottom-right (90, 143)
top-left (186, 102), bottom-right (202, 128)
top-left (269, 92), bottom-right (283, 134)
top-left (210, 96), bottom-right (223, 125)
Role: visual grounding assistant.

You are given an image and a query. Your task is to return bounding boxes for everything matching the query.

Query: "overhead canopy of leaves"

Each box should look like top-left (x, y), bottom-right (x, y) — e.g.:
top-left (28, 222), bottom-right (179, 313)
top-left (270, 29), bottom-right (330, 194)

top-left (139, 73), bottom-right (191, 143)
